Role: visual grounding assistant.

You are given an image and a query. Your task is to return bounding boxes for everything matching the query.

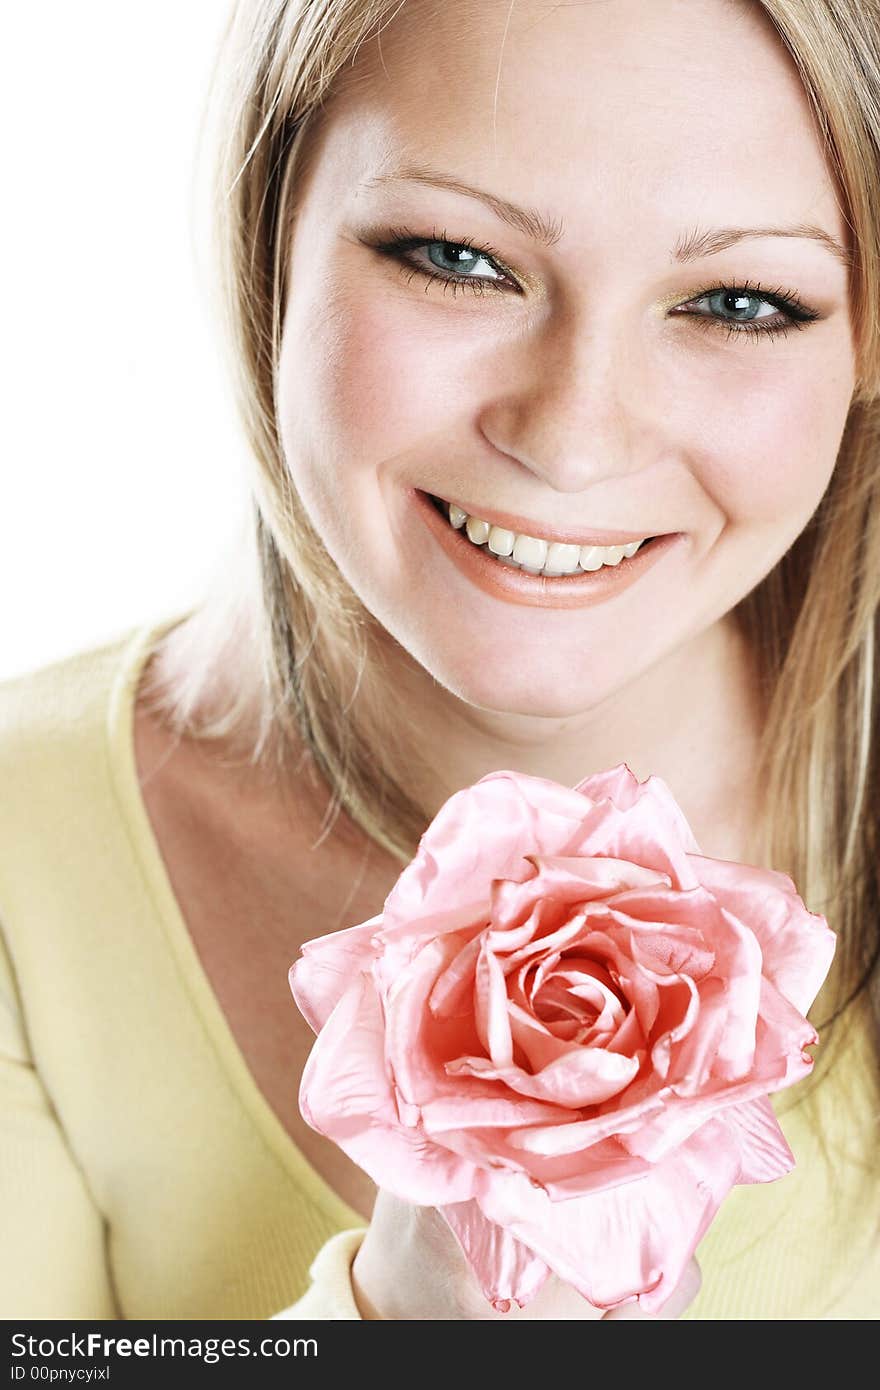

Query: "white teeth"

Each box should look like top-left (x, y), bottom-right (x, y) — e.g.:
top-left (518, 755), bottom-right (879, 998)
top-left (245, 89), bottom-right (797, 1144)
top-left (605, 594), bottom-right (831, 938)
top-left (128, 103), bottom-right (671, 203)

top-left (487, 525), bottom-right (516, 557)
top-left (595, 544), bottom-right (625, 567)
top-left (578, 546), bottom-right (605, 572)
top-left (512, 534), bottom-right (548, 569)
top-left (544, 542), bottom-right (582, 575)
top-left (465, 515), bottom-right (491, 545)
top-left (439, 497), bottom-right (651, 576)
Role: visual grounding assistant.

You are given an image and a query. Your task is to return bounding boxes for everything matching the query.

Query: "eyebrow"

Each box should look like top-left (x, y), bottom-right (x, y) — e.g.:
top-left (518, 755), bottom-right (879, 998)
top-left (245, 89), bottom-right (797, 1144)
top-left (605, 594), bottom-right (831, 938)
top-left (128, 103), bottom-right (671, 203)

top-left (673, 222), bottom-right (853, 270)
top-left (364, 165), bottom-right (564, 247)
top-left (364, 163), bottom-right (853, 269)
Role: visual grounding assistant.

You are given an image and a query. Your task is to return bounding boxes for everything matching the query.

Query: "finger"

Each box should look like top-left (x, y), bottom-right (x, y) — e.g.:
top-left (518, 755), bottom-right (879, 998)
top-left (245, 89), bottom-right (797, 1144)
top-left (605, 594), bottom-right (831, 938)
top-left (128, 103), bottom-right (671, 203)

top-left (602, 1258), bottom-right (702, 1320)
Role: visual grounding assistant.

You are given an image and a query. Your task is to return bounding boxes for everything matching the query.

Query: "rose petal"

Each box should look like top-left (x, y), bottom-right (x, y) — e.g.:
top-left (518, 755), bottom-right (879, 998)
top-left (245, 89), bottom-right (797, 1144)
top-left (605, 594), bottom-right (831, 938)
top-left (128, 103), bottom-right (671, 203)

top-left (705, 904), bottom-right (764, 1080)
top-left (493, 907), bottom-right (590, 974)
top-left (532, 854), bottom-right (675, 895)
top-left (289, 914), bottom-right (383, 1033)
top-left (603, 894), bottom-right (763, 1083)
top-left (474, 941), bottom-right (514, 1067)
top-left (299, 972), bottom-right (479, 1204)
top-left (487, 878), bottom-right (572, 948)
top-left (433, 1124), bottom-right (653, 1199)
top-left (384, 935), bottom-right (485, 1106)
top-left (474, 1181), bottom-right (662, 1310)
top-left (535, 964), bottom-right (627, 1041)
top-left (505, 1091), bottom-right (668, 1157)
top-left (572, 763), bottom-right (702, 855)
top-left (722, 1095), bottom-right (795, 1183)
top-left (420, 1089), bottom-right (574, 1133)
top-left (688, 854), bottom-right (836, 1015)
top-left (440, 1200), bottom-right (553, 1309)
top-left (608, 899), bottom-right (717, 981)
top-left (612, 978), bottom-right (816, 1162)
top-left (571, 761), bottom-right (645, 806)
top-left (617, 994), bottom-right (815, 1164)
top-left (503, 922), bottom-right (586, 989)
top-left (476, 1114), bottom-right (740, 1311)
top-left (561, 779), bottom-right (702, 890)
top-left (574, 929), bottom-right (661, 1038)
top-left (507, 1000), bottom-right (576, 1070)
top-left (446, 1044), bottom-right (640, 1107)
top-left (665, 975), bottom-right (728, 1092)
top-left (427, 933), bottom-right (482, 1021)
top-left (649, 972), bottom-right (701, 1081)
top-left (380, 772), bottom-right (599, 952)
top-left (375, 901), bottom-right (491, 986)
top-left (291, 760), bottom-right (830, 1318)
top-left (606, 1003), bottom-right (647, 1058)
top-left (489, 856), bottom-right (672, 940)
top-left (386, 939), bottom-right (583, 1135)
top-left (753, 974), bottom-right (820, 1084)
top-left (506, 1021), bottom-right (801, 1159)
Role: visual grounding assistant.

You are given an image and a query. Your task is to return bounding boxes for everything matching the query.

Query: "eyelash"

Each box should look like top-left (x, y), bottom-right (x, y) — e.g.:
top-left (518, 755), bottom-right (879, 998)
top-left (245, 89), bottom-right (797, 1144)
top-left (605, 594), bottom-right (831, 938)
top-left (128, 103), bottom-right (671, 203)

top-left (367, 223), bottom-right (821, 342)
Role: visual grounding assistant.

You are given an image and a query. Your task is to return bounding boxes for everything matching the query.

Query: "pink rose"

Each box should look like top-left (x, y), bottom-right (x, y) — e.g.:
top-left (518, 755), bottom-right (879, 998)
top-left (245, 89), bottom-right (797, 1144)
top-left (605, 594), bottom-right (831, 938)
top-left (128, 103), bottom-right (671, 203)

top-left (290, 764), bottom-right (835, 1313)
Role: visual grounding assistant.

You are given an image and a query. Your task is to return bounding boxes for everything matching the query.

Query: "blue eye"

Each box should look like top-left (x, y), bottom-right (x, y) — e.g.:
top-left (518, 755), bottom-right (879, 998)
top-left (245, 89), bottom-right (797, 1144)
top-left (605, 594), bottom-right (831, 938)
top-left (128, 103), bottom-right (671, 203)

top-left (670, 281), bottom-right (820, 342)
top-left (366, 224), bottom-right (820, 340)
top-left (701, 289), bottom-right (776, 323)
top-left (368, 224), bottom-right (516, 298)
top-left (422, 241), bottom-right (507, 284)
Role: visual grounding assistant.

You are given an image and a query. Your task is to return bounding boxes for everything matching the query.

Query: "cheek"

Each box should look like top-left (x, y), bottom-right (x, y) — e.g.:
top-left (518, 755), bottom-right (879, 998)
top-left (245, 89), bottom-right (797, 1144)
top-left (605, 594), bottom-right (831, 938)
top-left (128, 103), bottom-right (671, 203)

top-left (277, 276), bottom-right (473, 603)
top-left (279, 277), bottom-right (464, 490)
top-left (686, 347), bottom-right (852, 531)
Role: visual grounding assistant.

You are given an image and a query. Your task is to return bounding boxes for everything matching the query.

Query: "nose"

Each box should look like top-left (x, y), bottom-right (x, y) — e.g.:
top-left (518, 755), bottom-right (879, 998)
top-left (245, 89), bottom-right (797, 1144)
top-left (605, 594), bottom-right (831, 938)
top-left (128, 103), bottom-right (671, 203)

top-left (477, 307), bottom-right (656, 494)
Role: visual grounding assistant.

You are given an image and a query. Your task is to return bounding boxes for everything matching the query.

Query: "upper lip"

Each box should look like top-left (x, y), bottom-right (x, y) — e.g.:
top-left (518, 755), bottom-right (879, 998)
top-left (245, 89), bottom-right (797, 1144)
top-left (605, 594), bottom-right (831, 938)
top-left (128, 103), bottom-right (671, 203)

top-left (428, 492), bottom-right (662, 548)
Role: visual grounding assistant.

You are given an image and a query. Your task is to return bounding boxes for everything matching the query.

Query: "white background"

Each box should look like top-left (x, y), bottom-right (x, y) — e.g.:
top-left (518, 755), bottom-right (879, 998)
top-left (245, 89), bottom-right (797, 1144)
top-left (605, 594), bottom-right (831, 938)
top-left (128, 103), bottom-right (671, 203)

top-left (1, 4), bottom-right (249, 681)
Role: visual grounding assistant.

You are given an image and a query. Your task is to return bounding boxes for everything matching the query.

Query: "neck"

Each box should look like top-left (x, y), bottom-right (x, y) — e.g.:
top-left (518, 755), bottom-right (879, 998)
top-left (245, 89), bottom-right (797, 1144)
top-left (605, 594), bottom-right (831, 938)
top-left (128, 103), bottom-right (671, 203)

top-left (372, 612), bottom-right (764, 865)
top-left (155, 597), bottom-right (765, 871)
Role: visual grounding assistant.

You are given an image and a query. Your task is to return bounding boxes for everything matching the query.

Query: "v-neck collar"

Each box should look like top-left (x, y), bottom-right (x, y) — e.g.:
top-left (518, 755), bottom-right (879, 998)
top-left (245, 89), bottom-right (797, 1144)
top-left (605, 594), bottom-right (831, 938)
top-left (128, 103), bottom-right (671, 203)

top-left (105, 610), bottom-right (367, 1232)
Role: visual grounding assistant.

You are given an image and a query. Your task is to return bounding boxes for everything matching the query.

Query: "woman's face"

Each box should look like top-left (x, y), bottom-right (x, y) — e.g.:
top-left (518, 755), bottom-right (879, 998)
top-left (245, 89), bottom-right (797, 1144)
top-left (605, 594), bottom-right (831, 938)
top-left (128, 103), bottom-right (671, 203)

top-left (277, 0), bottom-right (856, 719)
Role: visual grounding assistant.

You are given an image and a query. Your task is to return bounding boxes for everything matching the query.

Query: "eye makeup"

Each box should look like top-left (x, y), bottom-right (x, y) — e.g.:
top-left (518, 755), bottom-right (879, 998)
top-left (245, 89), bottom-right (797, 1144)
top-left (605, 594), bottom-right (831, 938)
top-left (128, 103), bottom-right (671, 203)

top-left (359, 222), bottom-right (822, 342)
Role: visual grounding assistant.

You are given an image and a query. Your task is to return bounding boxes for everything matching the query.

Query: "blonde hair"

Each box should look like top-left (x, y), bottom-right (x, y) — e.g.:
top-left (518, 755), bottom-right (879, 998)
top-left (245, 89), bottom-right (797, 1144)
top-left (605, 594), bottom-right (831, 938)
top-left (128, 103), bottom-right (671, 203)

top-left (143, 0), bottom-right (880, 1110)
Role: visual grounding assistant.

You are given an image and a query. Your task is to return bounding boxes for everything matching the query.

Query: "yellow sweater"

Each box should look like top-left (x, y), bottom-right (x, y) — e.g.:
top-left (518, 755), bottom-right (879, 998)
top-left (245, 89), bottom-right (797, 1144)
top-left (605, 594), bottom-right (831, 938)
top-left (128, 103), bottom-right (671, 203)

top-left (1, 614), bottom-right (878, 1320)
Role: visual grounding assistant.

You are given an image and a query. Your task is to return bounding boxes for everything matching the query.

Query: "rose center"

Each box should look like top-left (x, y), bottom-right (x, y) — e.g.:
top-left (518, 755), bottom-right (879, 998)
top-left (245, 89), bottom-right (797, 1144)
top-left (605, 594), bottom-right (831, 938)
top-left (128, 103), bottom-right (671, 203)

top-left (528, 955), bottom-right (629, 1042)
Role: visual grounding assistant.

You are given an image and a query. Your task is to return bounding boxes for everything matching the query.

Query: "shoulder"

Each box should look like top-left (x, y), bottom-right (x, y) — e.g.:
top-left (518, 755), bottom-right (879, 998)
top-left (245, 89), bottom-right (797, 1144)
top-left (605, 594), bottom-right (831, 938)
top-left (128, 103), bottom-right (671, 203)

top-left (0, 617), bottom-right (180, 888)
top-left (0, 627), bottom-right (143, 1027)
top-left (0, 625), bottom-right (137, 766)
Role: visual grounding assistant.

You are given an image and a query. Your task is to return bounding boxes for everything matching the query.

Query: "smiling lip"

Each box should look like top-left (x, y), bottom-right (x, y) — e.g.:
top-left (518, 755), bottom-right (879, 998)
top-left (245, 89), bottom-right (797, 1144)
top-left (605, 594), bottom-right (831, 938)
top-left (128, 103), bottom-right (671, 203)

top-left (413, 488), bottom-right (682, 610)
top-left (432, 492), bottom-right (661, 548)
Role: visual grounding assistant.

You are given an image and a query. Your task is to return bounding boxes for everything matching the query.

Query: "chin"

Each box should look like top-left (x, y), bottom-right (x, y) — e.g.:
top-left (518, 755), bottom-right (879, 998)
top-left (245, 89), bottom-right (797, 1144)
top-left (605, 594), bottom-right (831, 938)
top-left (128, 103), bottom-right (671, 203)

top-left (420, 654), bottom-right (619, 721)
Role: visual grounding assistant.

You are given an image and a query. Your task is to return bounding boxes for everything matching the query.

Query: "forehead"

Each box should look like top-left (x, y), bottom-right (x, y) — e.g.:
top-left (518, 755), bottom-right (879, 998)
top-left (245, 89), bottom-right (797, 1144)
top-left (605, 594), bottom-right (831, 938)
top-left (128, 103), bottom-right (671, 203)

top-left (308, 0), bottom-right (848, 260)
